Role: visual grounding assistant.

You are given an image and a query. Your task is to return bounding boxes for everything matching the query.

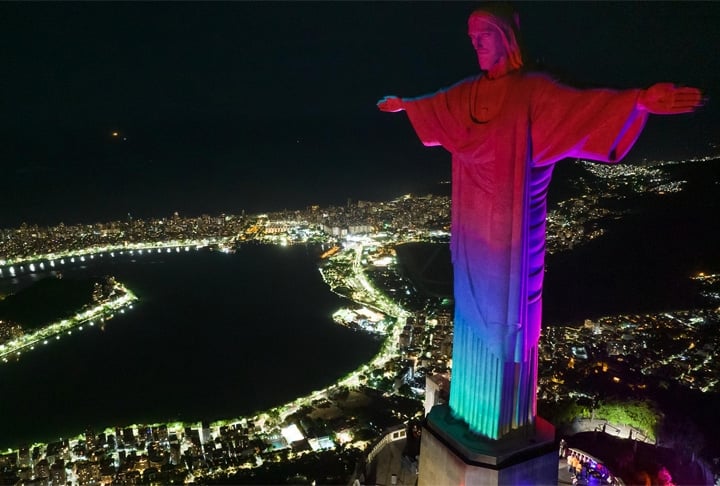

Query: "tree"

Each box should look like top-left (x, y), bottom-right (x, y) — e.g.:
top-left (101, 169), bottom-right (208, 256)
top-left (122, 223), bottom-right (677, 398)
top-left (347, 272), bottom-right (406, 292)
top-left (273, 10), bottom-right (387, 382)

top-left (594, 399), bottom-right (661, 441)
top-left (537, 398), bottom-right (588, 427)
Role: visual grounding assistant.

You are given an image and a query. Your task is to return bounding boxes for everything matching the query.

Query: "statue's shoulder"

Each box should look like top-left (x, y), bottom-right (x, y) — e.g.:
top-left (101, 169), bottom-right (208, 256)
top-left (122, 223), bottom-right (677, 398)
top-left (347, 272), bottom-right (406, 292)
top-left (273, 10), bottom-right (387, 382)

top-left (514, 72), bottom-right (566, 100)
top-left (409, 75), bottom-right (480, 103)
top-left (517, 71), bottom-right (557, 87)
top-left (444, 74), bottom-right (483, 93)
top-left (444, 72), bottom-right (553, 91)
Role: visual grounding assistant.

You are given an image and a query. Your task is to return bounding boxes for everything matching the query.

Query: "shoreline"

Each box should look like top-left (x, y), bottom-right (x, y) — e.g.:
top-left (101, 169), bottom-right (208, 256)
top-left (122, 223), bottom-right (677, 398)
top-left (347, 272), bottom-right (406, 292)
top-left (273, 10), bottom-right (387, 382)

top-left (0, 281), bottom-right (137, 363)
top-left (0, 241), bottom-right (404, 453)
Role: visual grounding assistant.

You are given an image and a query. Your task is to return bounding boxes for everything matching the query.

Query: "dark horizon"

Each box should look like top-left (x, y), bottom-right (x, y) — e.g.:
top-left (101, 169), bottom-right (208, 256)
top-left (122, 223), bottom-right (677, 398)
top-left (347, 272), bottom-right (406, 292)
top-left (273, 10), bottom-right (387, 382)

top-left (2, 2), bottom-right (718, 228)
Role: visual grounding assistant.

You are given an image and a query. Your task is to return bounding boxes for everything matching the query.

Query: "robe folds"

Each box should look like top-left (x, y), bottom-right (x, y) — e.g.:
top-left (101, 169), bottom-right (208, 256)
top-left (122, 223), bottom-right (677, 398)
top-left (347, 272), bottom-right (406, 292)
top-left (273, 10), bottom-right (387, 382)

top-left (403, 72), bottom-right (648, 439)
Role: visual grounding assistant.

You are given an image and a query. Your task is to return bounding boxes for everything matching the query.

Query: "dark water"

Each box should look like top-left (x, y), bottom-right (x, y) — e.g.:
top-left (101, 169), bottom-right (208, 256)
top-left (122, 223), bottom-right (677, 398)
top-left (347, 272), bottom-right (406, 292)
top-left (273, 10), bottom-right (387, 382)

top-left (0, 245), bottom-right (380, 449)
top-left (1, 161), bottom-right (717, 449)
top-left (396, 161), bottom-right (720, 325)
top-left (544, 161), bottom-right (720, 324)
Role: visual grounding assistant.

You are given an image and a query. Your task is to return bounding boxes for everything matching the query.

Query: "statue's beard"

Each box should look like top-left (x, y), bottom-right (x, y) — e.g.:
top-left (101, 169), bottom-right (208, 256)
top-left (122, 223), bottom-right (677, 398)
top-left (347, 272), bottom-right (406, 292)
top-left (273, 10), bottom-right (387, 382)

top-left (477, 53), bottom-right (498, 71)
top-left (482, 56), bottom-right (513, 80)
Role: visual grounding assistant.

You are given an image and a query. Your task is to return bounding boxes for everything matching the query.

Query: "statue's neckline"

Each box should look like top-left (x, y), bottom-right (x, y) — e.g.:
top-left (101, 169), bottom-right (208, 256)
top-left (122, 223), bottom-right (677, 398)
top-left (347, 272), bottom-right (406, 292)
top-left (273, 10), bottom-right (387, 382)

top-left (470, 75), bottom-right (512, 124)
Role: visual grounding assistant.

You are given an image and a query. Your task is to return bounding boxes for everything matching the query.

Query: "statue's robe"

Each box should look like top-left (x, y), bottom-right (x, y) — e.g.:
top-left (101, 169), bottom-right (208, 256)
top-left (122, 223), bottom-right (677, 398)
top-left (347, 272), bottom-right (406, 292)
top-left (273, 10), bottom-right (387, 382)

top-left (403, 72), bottom-right (648, 439)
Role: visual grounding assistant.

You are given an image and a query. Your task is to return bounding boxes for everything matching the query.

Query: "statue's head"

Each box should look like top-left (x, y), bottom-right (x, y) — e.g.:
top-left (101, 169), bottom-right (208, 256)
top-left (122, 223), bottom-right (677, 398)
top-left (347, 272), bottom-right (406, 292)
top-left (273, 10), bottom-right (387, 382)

top-left (468, 3), bottom-right (523, 78)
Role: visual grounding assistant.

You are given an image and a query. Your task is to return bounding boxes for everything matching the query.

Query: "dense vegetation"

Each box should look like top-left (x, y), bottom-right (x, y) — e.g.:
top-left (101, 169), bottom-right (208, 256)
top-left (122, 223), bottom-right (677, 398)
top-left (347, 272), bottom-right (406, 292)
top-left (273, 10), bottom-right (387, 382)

top-left (539, 397), bottom-right (661, 441)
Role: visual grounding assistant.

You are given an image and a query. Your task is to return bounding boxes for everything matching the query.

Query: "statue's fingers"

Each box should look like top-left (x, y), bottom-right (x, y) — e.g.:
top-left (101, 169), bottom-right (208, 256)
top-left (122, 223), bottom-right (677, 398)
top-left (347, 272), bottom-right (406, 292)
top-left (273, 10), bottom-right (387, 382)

top-left (674, 92), bottom-right (703, 103)
top-left (675, 97), bottom-right (704, 107)
top-left (675, 87), bottom-right (702, 95)
top-left (673, 97), bottom-right (703, 106)
top-left (672, 92), bottom-right (704, 110)
top-left (670, 102), bottom-right (699, 110)
top-left (675, 90), bottom-right (702, 97)
top-left (668, 103), bottom-right (700, 113)
top-left (675, 89), bottom-right (703, 103)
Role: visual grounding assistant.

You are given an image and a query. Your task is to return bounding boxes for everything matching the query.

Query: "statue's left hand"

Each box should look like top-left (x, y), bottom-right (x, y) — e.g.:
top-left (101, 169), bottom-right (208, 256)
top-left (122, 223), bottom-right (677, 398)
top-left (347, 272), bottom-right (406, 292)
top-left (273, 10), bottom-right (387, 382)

top-left (377, 96), bottom-right (405, 113)
top-left (637, 83), bottom-right (704, 114)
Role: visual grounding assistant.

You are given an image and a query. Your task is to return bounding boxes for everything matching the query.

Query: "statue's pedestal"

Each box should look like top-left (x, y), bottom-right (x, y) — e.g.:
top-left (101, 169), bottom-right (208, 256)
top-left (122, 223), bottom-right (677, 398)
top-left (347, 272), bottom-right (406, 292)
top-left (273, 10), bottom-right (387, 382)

top-left (418, 405), bottom-right (558, 485)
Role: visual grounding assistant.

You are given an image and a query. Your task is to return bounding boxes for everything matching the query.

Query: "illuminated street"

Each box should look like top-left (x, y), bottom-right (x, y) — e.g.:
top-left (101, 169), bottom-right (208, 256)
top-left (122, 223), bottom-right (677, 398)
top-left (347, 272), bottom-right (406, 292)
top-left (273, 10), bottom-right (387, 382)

top-left (0, 154), bottom-right (718, 484)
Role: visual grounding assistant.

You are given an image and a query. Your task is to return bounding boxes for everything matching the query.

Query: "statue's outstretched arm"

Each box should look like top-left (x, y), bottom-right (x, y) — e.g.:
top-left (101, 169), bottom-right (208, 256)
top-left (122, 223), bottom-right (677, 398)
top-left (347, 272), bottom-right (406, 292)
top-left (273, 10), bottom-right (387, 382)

top-left (377, 96), bottom-right (405, 113)
top-left (637, 83), bottom-right (704, 115)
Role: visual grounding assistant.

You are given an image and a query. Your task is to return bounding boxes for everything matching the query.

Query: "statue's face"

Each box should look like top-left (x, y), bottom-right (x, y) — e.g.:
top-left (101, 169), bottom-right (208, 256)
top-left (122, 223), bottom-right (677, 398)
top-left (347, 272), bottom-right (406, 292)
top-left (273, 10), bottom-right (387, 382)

top-left (468, 23), bottom-right (505, 71)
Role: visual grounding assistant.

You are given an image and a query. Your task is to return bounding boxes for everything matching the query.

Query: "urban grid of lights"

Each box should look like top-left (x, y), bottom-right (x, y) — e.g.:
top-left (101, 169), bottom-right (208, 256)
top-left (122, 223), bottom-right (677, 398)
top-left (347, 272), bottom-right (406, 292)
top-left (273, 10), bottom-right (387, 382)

top-left (0, 153), bottom-right (718, 481)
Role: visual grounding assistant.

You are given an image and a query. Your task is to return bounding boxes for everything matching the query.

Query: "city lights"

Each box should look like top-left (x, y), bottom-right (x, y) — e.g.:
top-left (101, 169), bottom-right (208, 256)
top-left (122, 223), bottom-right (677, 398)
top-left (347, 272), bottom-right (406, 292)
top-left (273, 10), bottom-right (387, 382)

top-left (0, 153), bottom-right (717, 483)
top-left (0, 281), bottom-right (138, 362)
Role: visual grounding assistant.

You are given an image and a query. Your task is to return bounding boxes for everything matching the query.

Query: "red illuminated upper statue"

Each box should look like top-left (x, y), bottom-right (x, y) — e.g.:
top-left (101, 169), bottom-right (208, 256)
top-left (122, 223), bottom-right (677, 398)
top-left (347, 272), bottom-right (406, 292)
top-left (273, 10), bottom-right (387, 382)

top-left (378, 4), bottom-right (702, 440)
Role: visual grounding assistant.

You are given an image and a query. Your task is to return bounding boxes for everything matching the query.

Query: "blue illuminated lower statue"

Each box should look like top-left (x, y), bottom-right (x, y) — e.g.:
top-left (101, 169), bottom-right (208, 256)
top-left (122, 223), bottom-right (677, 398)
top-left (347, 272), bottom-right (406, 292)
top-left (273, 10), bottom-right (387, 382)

top-left (378, 4), bottom-right (702, 442)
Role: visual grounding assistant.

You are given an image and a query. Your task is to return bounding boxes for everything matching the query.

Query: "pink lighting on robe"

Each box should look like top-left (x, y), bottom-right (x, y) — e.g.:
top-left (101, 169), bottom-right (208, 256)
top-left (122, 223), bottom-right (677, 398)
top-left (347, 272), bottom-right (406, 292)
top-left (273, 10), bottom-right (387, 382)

top-left (378, 4), bottom-right (702, 441)
top-left (403, 74), bottom-right (647, 439)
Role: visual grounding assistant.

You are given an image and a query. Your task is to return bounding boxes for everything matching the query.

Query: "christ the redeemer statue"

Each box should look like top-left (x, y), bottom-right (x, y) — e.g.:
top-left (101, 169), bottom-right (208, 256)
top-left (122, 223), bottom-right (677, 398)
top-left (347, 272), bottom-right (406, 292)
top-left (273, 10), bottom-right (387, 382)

top-left (378, 4), bottom-right (702, 441)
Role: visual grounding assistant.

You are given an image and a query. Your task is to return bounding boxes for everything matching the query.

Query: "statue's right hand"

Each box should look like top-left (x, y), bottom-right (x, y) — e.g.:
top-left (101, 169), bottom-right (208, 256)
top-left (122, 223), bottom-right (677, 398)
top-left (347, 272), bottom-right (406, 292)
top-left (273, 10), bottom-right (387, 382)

top-left (377, 96), bottom-right (405, 113)
top-left (637, 83), bottom-right (704, 114)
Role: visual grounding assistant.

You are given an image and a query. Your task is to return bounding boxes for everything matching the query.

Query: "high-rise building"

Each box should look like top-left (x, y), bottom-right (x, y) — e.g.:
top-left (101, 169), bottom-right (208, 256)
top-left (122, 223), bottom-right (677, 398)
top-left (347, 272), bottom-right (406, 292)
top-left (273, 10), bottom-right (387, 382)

top-left (49, 459), bottom-right (67, 485)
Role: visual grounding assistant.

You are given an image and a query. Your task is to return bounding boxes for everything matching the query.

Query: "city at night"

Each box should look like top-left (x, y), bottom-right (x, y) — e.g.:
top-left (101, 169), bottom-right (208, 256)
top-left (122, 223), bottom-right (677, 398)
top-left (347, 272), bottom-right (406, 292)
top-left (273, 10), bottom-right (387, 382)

top-left (1, 2), bottom-right (719, 485)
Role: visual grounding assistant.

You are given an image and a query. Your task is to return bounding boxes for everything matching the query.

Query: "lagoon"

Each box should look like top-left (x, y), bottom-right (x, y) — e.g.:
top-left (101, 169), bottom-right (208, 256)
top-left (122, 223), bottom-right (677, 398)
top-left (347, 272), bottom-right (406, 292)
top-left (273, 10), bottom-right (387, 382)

top-left (0, 244), bottom-right (380, 449)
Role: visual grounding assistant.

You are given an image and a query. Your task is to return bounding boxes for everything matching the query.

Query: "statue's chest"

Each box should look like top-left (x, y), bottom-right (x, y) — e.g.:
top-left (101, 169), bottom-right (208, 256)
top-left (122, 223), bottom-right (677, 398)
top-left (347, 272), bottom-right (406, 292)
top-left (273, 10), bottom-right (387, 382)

top-left (454, 78), bottom-right (529, 159)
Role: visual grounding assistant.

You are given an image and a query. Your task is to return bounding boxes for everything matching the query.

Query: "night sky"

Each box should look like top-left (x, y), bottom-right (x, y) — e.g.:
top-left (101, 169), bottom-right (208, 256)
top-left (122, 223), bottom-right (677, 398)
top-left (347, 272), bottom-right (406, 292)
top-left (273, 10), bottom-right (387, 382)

top-left (2, 2), bottom-right (718, 227)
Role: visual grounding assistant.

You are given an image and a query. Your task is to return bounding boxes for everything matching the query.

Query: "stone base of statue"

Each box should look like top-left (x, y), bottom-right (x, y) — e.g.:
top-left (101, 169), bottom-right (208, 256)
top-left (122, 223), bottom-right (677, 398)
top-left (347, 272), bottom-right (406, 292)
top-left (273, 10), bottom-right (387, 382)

top-left (418, 405), bottom-right (558, 485)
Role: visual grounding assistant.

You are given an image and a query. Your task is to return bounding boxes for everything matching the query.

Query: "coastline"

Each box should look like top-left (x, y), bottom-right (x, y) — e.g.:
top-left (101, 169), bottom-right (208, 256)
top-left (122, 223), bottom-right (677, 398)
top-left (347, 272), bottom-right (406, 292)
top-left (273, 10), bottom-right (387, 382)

top-left (0, 280), bottom-right (137, 364)
top-left (0, 241), bottom-right (403, 453)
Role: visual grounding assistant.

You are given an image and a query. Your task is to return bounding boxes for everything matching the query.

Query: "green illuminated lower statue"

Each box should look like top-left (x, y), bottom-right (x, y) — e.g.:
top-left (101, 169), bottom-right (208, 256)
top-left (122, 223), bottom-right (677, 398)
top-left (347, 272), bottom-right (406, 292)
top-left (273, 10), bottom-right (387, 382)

top-left (378, 3), bottom-right (702, 483)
